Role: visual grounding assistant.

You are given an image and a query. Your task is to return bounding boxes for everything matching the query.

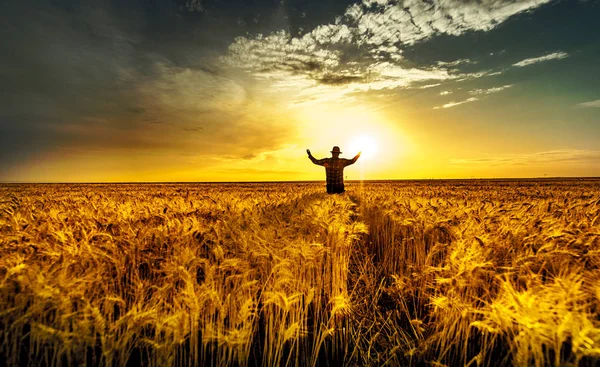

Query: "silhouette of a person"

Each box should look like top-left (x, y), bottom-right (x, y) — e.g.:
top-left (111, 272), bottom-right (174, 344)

top-left (307, 146), bottom-right (361, 194)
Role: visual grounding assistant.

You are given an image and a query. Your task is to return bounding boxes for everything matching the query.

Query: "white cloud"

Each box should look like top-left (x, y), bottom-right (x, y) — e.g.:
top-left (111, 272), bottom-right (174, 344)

top-left (311, 23), bottom-right (354, 44)
top-left (224, 31), bottom-right (342, 76)
top-left (434, 84), bottom-right (513, 109)
top-left (450, 150), bottom-right (600, 166)
top-left (220, 0), bottom-right (551, 105)
top-left (513, 52), bottom-right (569, 67)
top-left (577, 99), bottom-right (600, 108)
top-left (469, 84), bottom-right (513, 95)
top-left (362, 0), bottom-right (393, 6)
top-left (434, 97), bottom-right (479, 109)
top-left (286, 64), bottom-right (454, 106)
top-left (368, 62), bottom-right (451, 83)
top-left (453, 70), bottom-right (504, 82)
top-left (348, 0), bottom-right (552, 46)
top-left (437, 59), bottom-right (476, 67)
top-left (420, 83), bottom-right (442, 89)
top-left (223, 30), bottom-right (458, 104)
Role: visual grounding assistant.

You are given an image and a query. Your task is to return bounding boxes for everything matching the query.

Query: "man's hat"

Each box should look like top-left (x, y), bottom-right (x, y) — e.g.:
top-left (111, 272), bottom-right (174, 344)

top-left (331, 146), bottom-right (342, 153)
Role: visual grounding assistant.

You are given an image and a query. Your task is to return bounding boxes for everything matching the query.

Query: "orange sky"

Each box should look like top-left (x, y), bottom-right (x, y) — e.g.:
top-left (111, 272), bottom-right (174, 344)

top-left (7, 102), bottom-right (599, 182)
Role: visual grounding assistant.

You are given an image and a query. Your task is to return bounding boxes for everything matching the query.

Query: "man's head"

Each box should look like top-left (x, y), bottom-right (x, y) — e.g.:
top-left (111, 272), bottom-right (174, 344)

top-left (331, 146), bottom-right (341, 158)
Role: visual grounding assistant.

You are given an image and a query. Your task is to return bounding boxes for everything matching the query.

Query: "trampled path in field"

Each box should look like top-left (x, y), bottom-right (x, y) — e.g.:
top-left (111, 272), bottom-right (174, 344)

top-left (1, 180), bottom-right (600, 366)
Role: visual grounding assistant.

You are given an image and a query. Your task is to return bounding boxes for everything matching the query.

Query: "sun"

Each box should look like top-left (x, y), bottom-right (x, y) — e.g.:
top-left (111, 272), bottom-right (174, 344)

top-left (348, 135), bottom-right (379, 161)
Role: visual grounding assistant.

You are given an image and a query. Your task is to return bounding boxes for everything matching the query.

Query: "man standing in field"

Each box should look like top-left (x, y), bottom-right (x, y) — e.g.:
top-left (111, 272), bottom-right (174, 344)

top-left (307, 146), bottom-right (361, 194)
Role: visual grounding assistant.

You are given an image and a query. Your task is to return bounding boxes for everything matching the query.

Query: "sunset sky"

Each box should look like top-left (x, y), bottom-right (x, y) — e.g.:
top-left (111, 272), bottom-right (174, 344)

top-left (1, 0), bottom-right (599, 182)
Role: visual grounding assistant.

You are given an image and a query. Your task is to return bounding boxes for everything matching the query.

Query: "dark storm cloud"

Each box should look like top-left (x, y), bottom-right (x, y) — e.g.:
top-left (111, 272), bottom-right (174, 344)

top-left (0, 0), bottom-right (320, 179)
top-left (0, 122), bottom-right (64, 178)
top-left (1, 2), bottom-right (149, 125)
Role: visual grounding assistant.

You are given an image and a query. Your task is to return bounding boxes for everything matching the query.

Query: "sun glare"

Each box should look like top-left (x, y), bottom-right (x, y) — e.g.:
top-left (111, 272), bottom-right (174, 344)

top-left (299, 106), bottom-right (411, 174)
top-left (348, 135), bottom-right (379, 161)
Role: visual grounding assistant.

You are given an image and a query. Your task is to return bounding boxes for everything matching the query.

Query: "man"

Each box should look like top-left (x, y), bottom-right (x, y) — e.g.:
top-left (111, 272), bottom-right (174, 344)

top-left (307, 146), bottom-right (361, 194)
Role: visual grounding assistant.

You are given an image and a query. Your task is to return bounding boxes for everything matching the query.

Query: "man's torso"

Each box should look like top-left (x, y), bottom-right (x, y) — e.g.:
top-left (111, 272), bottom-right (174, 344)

top-left (323, 158), bottom-right (347, 185)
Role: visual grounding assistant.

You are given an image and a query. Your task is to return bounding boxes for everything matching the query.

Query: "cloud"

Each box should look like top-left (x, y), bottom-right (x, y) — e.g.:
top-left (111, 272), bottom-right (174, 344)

top-left (221, 0), bottom-right (551, 104)
top-left (346, 0), bottom-right (552, 46)
top-left (366, 62), bottom-right (453, 88)
top-left (469, 84), bottom-right (513, 95)
top-left (420, 83), bottom-right (442, 89)
top-left (434, 97), bottom-right (479, 109)
top-left (450, 150), bottom-right (600, 166)
top-left (223, 30), bottom-right (459, 105)
top-left (437, 59), bottom-right (476, 67)
top-left (513, 52), bottom-right (569, 67)
top-left (181, 0), bottom-right (203, 13)
top-left (576, 99), bottom-right (600, 108)
top-left (433, 84), bottom-right (513, 110)
top-left (0, 0), bottom-right (303, 179)
top-left (285, 63), bottom-right (458, 106)
top-left (135, 61), bottom-right (248, 118)
top-left (224, 30), bottom-right (345, 78)
top-left (0, 0), bottom-right (575, 181)
top-left (317, 74), bottom-right (366, 86)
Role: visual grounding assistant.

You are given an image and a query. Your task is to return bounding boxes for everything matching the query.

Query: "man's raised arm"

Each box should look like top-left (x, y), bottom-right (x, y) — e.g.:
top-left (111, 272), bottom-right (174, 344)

top-left (307, 149), bottom-right (327, 166)
top-left (345, 152), bottom-right (362, 166)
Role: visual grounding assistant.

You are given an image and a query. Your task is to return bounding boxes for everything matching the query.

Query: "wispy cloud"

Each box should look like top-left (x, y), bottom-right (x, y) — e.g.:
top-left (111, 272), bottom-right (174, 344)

top-left (433, 84), bottom-right (513, 109)
top-left (434, 97), bottom-right (479, 109)
top-left (576, 99), bottom-right (600, 108)
top-left (420, 83), bottom-right (442, 89)
top-left (437, 59), bottom-right (476, 67)
top-left (469, 84), bottom-right (513, 95)
top-left (513, 52), bottom-right (568, 67)
top-left (450, 150), bottom-right (600, 166)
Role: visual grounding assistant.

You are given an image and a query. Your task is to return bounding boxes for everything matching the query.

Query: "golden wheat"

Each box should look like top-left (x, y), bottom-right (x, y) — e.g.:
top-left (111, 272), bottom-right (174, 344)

top-left (1, 180), bottom-right (599, 366)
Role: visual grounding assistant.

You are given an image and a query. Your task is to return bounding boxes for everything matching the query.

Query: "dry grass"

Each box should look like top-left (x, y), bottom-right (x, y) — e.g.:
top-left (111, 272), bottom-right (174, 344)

top-left (1, 180), bottom-right (600, 366)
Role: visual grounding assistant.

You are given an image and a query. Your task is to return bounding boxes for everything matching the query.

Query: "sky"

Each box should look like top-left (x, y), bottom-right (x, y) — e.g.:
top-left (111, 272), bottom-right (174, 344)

top-left (1, 0), bottom-right (599, 182)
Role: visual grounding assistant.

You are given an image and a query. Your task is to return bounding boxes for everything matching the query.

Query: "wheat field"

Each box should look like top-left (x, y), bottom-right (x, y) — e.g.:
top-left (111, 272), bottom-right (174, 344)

top-left (1, 180), bottom-right (600, 366)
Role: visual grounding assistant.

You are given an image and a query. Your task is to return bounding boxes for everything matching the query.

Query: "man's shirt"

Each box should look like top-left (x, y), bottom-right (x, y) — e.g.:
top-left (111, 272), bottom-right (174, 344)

top-left (309, 156), bottom-right (358, 185)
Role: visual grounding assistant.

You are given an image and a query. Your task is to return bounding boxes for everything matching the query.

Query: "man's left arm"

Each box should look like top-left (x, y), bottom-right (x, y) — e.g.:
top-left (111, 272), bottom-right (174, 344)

top-left (345, 152), bottom-right (361, 166)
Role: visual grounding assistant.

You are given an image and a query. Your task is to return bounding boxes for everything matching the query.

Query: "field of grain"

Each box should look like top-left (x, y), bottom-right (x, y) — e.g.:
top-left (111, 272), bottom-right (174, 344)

top-left (1, 180), bottom-right (600, 366)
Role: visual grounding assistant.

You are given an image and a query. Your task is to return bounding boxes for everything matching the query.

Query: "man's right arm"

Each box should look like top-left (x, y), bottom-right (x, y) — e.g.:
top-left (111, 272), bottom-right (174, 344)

top-left (307, 149), bottom-right (326, 166)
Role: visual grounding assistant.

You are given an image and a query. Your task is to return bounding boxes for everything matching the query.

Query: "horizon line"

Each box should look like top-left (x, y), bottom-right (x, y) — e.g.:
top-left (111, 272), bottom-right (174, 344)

top-left (1, 176), bottom-right (600, 184)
